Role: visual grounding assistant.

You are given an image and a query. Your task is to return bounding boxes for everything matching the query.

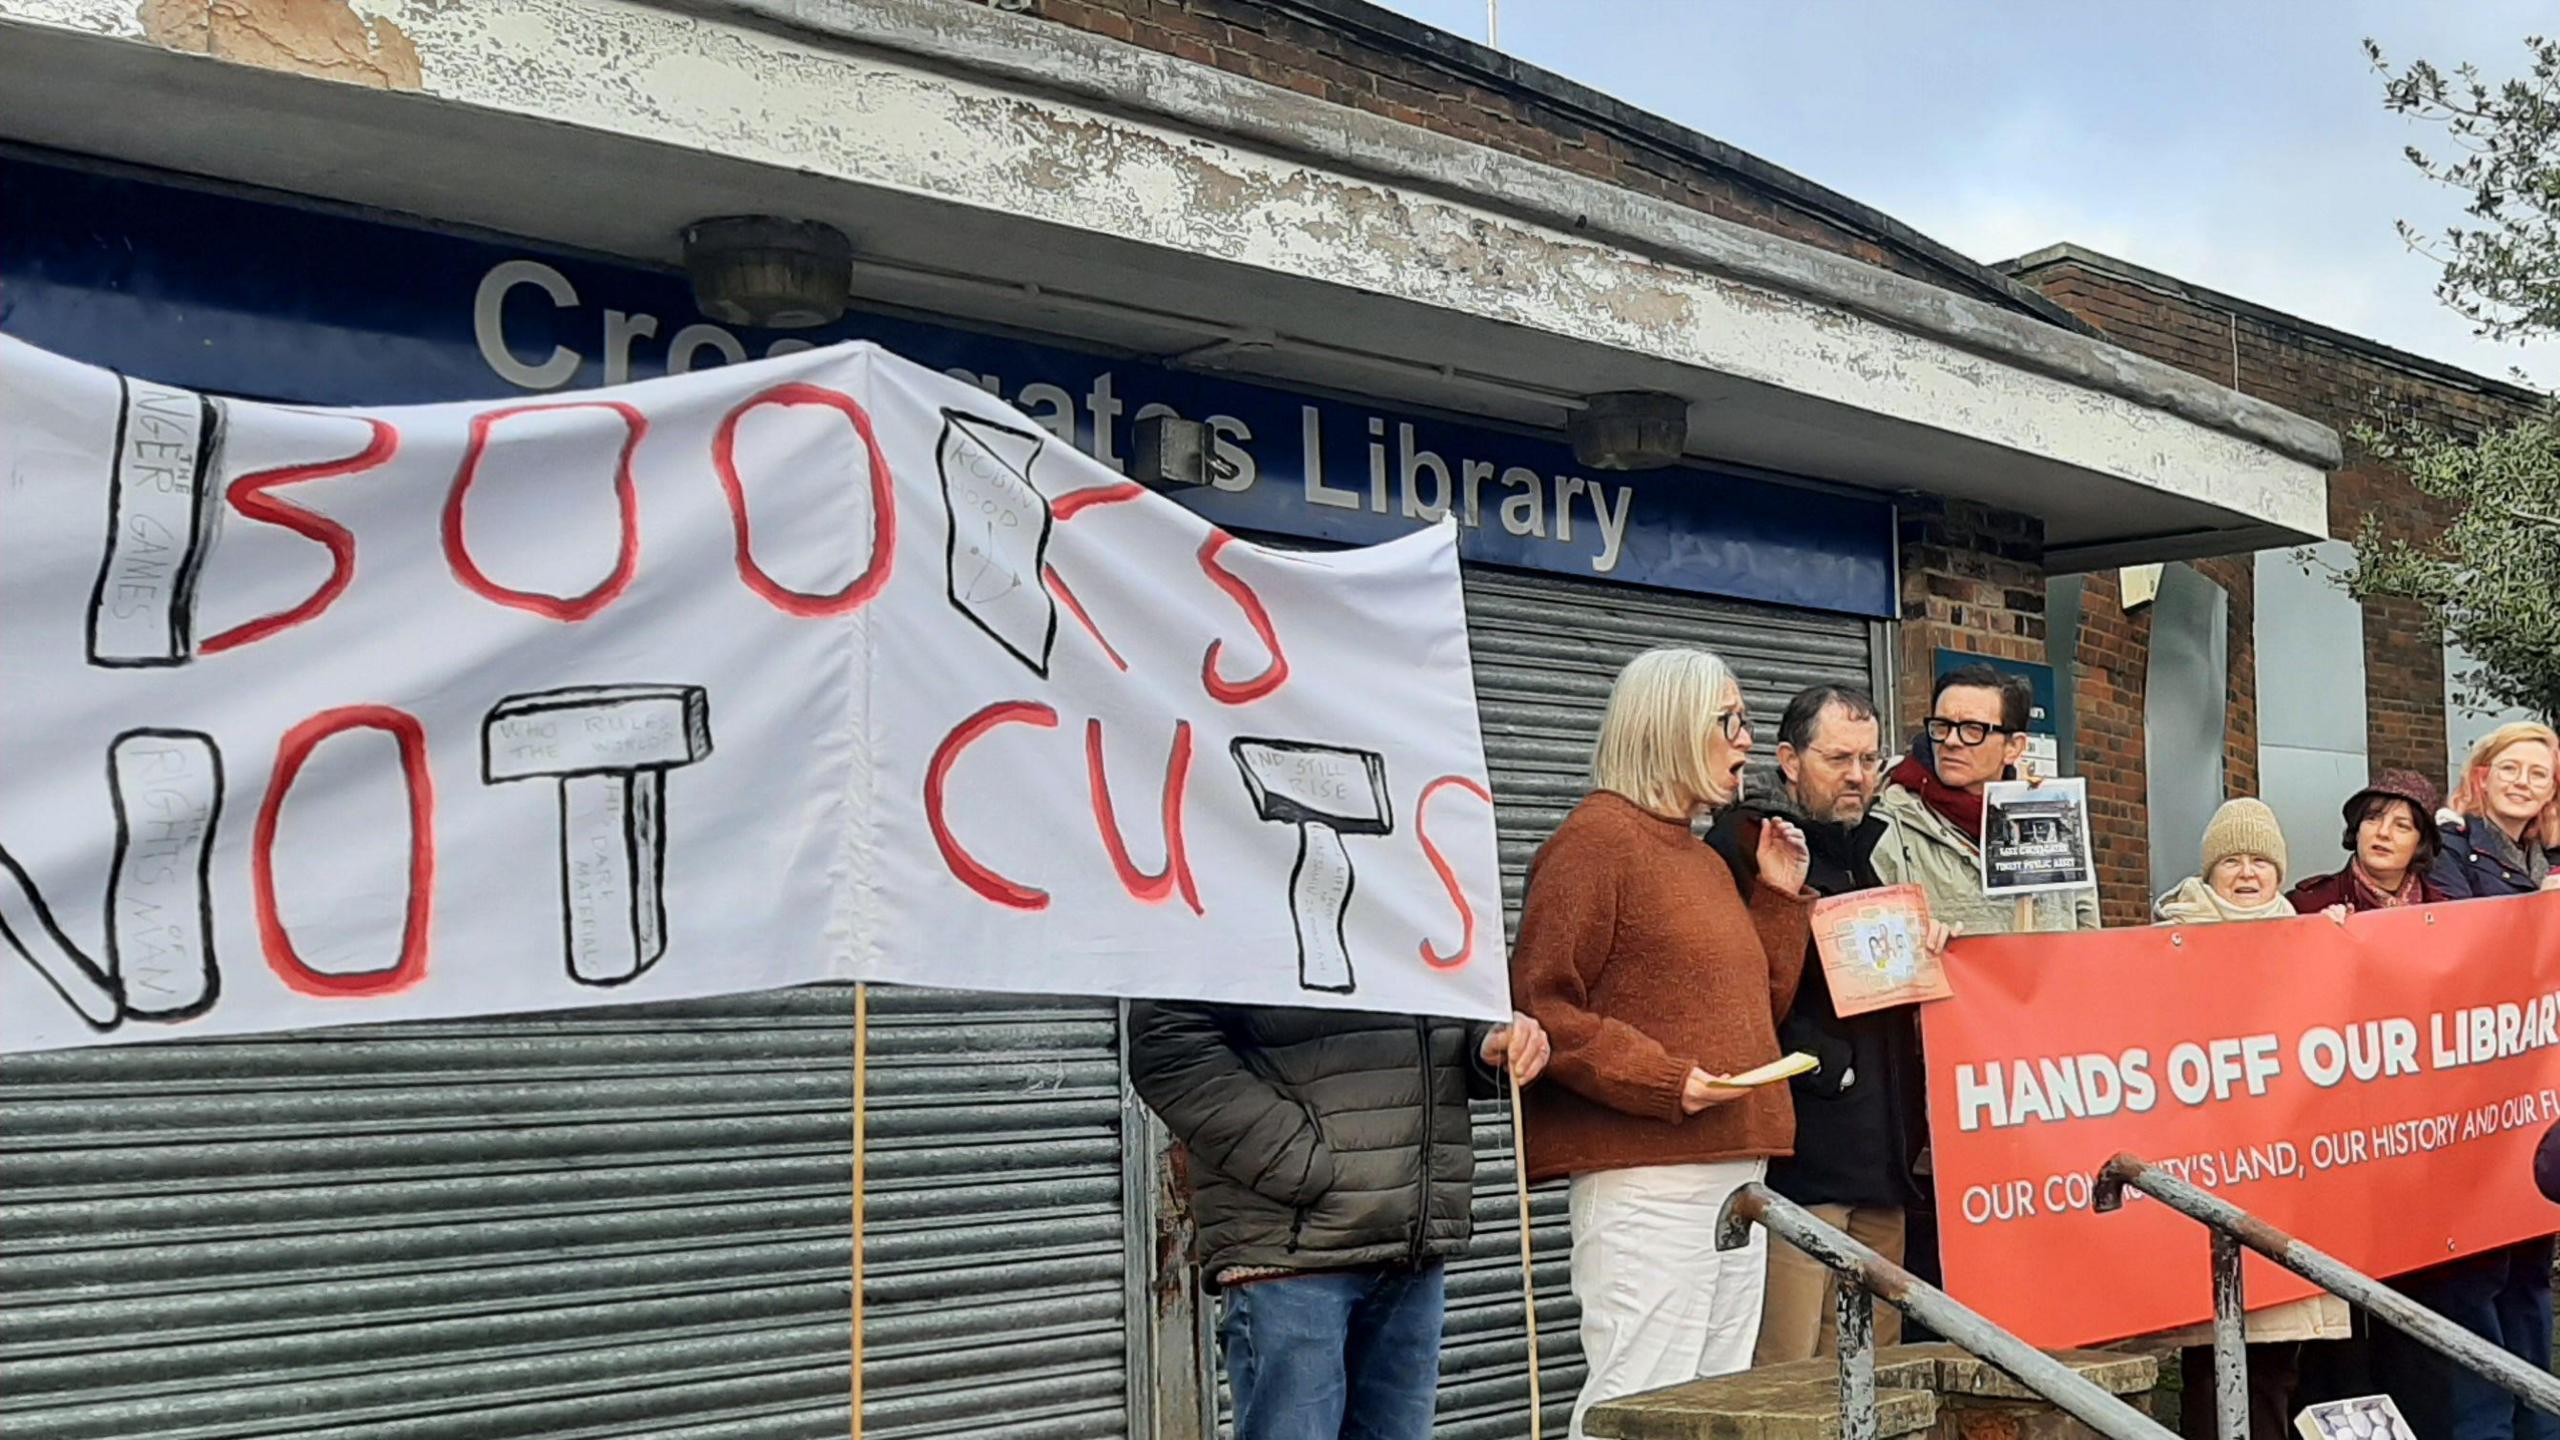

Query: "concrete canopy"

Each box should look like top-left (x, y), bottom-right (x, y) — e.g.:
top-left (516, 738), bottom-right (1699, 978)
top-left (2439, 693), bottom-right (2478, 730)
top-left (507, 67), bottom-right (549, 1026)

top-left (0, 0), bottom-right (2336, 570)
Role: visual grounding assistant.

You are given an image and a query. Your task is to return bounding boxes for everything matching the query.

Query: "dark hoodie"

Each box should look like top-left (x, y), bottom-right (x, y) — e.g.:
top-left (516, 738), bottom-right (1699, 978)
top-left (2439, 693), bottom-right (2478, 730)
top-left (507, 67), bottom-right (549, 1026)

top-left (1705, 774), bottom-right (1923, 1210)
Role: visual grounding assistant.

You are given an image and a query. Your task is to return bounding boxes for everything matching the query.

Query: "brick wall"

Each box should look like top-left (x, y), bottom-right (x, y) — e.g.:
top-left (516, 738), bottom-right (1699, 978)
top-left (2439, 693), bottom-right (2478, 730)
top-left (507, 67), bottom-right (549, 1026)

top-left (2071, 568), bottom-right (2148, 922)
top-left (2061, 556), bottom-right (2263, 925)
top-left (2015, 252), bottom-right (2541, 880)
top-left (1893, 498), bottom-right (2047, 732)
top-left (986, 0), bottom-right (2061, 321)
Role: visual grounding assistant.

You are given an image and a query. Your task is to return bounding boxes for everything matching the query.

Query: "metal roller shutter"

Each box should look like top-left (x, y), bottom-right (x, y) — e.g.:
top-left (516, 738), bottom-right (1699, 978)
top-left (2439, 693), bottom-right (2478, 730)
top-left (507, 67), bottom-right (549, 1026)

top-left (1436, 564), bottom-right (1879, 1440)
top-left (1210, 562), bottom-right (1879, 1439)
top-left (0, 986), bottom-right (1134, 1440)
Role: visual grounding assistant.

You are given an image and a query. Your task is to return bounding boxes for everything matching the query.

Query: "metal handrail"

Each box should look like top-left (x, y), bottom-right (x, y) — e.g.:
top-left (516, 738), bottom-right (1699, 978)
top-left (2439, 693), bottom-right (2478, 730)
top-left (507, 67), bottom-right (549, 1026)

top-left (1715, 1183), bottom-right (2178, 1440)
top-left (2094, 1152), bottom-right (2560, 1440)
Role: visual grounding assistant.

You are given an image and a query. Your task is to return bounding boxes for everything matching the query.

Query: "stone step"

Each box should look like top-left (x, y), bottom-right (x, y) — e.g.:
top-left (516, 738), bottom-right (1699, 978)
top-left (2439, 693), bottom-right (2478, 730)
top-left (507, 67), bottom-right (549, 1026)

top-left (1585, 1343), bottom-right (2161, 1440)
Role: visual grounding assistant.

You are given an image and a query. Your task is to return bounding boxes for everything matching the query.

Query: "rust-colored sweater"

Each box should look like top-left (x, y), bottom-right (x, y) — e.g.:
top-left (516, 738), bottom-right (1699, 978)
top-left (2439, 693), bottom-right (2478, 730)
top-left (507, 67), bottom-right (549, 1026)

top-left (1511, 790), bottom-right (1814, 1183)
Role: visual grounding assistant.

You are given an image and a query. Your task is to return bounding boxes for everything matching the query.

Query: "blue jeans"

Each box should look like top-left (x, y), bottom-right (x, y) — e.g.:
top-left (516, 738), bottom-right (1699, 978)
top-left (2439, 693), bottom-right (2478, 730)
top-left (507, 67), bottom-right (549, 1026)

top-left (2370, 1239), bottom-right (2559, 1440)
top-left (1219, 1263), bottom-right (1447, 1440)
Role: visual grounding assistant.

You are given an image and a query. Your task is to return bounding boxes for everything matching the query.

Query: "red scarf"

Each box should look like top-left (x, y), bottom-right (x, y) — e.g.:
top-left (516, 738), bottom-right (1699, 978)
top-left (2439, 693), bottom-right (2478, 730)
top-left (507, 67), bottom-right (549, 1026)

top-left (1888, 754), bottom-right (1986, 844)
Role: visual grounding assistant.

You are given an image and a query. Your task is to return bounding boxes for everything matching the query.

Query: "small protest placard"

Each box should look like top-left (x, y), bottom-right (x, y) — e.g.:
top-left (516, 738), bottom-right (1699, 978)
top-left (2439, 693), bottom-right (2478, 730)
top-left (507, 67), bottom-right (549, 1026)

top-left (1980, 776), bottom-right (2096, 897)
top-left (1811, 884), bottom-right (1951, 1017)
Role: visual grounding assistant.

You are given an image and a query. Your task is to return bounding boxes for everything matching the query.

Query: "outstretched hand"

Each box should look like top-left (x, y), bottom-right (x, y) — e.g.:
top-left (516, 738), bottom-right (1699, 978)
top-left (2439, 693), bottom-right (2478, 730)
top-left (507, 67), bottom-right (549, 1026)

top-left (1757, 817), bottom-right (1811, 894)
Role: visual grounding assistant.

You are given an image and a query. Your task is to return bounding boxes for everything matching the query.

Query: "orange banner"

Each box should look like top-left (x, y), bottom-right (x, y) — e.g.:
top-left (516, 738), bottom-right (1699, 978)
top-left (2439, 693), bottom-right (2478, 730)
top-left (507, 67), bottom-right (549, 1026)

top-left (1922, 891), bottom-right (2560, 1347)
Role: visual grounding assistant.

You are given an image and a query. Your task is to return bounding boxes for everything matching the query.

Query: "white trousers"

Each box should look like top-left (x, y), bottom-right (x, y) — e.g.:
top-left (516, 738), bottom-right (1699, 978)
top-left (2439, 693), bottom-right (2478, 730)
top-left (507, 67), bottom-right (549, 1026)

top-left (1566, 1160), bottom-right (1769, 1440)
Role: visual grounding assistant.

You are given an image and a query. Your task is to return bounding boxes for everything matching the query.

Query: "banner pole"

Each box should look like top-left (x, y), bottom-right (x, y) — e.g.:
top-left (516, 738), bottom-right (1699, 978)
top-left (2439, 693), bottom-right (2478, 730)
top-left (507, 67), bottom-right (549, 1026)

top-left (852, 982), bottom-right (870, 1440)
top-left (1509, 1077), bottom-right (1544, 1439)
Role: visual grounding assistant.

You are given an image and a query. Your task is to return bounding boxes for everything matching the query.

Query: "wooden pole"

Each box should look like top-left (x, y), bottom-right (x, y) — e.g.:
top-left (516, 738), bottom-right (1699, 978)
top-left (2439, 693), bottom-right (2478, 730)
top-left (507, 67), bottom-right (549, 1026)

top-left (1508, 1078), bottom-right (1544, 1439)
top-left (851, 983), bottom-right (869, 1440)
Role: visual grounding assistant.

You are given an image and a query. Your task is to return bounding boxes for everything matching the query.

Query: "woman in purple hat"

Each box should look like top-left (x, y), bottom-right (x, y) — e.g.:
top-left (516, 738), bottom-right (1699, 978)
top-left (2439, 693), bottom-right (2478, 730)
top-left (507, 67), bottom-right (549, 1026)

top-left (2287, 770), bottom-right (2448, 917)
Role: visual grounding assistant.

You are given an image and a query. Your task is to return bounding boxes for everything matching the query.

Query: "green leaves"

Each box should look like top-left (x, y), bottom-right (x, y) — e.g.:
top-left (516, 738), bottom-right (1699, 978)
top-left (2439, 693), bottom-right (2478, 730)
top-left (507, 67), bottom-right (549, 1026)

top-left (2369, 35), bottom-right (2560, 343)
top-left (2345, 416), bottom-right (2560, 723)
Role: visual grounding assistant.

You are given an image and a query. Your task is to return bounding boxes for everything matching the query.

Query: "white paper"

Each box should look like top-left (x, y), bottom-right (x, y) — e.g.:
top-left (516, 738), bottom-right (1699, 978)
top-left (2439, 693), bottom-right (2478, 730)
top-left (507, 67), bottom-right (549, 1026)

top-left (0, 337), bottom-right (1512, 1051)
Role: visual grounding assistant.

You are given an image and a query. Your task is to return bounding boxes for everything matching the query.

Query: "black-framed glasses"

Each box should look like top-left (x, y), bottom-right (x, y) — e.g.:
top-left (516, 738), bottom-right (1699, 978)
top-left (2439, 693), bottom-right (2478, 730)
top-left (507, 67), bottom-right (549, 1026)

top-left (1715, 708), bottom-right (1753, 741)
top-left (1924, 717), bottom-right (2012, 747)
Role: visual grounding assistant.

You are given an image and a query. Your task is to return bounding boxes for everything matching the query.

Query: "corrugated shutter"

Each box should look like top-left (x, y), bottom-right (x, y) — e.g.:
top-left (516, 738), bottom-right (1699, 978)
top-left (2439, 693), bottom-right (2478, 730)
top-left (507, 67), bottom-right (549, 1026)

top-left (0, 986), bottom-right (1133, 1440)
top-left (1210, 562), bottom-right (1877, 1438)
top-left (1436, 564), bottom-right (1878, 1440)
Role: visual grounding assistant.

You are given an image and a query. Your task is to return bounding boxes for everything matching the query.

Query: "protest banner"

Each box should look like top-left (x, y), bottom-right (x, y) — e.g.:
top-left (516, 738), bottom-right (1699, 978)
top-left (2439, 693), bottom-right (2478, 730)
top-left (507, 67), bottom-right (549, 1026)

top-left (1923, 892), bottom-right (2560, 1347)
top-left (0, 336), bottom-right (1512, 1052)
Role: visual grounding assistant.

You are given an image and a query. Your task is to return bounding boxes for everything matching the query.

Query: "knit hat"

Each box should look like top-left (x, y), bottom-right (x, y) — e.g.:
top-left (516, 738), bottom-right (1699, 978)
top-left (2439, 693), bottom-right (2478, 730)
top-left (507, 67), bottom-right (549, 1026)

top-left (2200, 797), bottom-right (2288, 883)
top-left (2345, 769), bottom-right (2443, 827)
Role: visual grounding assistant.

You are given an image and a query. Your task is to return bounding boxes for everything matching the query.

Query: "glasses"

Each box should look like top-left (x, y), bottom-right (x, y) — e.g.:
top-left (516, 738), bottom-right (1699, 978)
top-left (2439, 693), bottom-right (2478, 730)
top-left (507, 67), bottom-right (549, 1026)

top-left (1924, 717), bottom-right (2014, 747)
top-left (1714, 708), bottom-right (1753, 741)
top-left (2491, 759), bottom-right (2555, 787)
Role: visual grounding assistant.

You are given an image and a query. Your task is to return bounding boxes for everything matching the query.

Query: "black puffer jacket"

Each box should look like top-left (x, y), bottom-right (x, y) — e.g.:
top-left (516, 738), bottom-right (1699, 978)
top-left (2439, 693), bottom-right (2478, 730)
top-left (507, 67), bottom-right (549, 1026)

top-left (1129, 1002), bottom-right (1498, 1282)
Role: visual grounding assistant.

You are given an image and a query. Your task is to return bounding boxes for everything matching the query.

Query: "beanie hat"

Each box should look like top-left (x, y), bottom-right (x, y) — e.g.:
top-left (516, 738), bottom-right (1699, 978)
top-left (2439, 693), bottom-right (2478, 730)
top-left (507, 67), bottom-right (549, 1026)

top-left (2201, 797), bottom-right (2288, 883)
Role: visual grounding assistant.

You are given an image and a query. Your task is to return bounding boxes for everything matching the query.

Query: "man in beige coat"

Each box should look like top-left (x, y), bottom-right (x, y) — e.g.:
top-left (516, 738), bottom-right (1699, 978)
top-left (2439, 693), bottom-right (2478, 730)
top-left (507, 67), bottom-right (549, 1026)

top-left (1870, 664), bottom-right (2101, 936)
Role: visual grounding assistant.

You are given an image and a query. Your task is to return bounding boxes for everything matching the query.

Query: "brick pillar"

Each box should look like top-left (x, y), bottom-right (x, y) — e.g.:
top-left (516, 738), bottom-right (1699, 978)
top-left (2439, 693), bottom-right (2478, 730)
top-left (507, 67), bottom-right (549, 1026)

top-left (1894, 500), bottom-right (2049, 736)
top-left (2072, 570), bottom-right (2150, 925)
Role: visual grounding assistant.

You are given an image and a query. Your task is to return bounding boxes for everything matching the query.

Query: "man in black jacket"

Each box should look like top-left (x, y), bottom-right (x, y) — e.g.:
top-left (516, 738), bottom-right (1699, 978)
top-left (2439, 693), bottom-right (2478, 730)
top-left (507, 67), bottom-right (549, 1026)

top-left (1705, 684), bottom-right (1934, 1364)
top-left (1129, 1003), bottom-right (1547, 1440)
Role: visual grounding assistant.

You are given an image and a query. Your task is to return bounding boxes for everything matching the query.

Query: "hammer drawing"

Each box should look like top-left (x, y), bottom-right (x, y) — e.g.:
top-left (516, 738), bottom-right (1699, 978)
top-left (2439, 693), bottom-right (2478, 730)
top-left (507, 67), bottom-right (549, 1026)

top-left (1231, 737), bottom-right (1393, 995)
top-left (483, 684), bottom-right (711, 987)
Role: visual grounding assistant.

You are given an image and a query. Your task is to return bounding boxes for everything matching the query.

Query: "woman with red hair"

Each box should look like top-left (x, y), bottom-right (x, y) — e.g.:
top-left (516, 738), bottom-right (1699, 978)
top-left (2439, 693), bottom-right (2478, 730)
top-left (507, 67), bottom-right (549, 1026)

top-left (2361, 723), bottom-right (2560, 1440)
top-left (2434, 721), bottom-right (2560, 900)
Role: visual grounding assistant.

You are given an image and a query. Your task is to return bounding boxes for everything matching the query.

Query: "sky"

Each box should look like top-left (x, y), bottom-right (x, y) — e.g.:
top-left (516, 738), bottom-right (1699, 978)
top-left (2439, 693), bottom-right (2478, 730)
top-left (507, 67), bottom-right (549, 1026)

top-left (1371, 0), bottom-right (2559, 391)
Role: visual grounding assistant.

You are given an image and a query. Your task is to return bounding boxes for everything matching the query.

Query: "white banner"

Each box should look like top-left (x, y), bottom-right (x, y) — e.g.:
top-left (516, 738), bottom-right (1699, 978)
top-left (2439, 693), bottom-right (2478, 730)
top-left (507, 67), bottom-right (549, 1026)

top-left (0, 337), bottom-right (1510, 1051)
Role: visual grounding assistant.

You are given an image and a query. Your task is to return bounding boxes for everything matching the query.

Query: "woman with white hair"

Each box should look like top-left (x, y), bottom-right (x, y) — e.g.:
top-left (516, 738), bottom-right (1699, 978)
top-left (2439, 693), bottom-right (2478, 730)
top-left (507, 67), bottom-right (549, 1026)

top-left (1509, 647), bottom-right (1814, 1437)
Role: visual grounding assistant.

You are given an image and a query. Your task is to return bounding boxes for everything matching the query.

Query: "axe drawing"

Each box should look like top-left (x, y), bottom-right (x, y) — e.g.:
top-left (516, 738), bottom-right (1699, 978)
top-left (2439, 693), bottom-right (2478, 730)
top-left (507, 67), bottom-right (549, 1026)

top-left (936, 411), bottom-right (1058, 676)
top-left (483, 684), bottom-right (711, 987)
top-left (1231, 738), bottom-right (1393, 995)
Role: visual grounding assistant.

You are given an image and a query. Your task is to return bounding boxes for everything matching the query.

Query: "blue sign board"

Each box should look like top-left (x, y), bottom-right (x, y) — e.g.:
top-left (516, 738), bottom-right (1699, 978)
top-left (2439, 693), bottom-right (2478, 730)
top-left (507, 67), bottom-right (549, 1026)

top-left (0, 155), bottom-right (1894, 616)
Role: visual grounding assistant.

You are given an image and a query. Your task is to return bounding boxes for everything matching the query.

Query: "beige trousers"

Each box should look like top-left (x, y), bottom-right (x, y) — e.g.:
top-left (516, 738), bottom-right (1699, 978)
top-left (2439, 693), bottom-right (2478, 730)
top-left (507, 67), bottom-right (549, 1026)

top-left (1751, 1203), bottom-right (1906, 1366)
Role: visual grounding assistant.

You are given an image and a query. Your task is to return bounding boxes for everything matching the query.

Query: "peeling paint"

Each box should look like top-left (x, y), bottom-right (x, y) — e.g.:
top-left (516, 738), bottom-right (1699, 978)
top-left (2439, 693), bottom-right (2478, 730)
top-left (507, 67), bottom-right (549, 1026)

top-left (1, 0), bottom-right (2326, 538)
top-left (138, 0), bottom-right (421, 90)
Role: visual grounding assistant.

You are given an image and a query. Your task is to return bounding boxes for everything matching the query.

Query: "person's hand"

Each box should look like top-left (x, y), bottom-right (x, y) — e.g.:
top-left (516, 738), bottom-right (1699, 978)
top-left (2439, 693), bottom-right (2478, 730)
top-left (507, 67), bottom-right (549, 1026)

top-left (1481, 1012), bottom-right (1551, 1086)
top-left (1922, 919), bottom-right (1961, 959)
top-left (2323, 904), bottom-right (2353, 926)
top-left (2541, 875), bottom-right (2560, 894)
top-left (1757, 817), bottom-right (1811, 895)
top-left (1681, 1069), bottom-right (1749, 1114)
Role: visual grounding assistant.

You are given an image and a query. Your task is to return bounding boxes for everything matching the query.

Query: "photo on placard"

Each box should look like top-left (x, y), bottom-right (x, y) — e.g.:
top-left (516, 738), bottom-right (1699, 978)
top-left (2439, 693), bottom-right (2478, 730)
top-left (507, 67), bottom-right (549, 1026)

top-left (1980, 776), bottom-right (2096, 897)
